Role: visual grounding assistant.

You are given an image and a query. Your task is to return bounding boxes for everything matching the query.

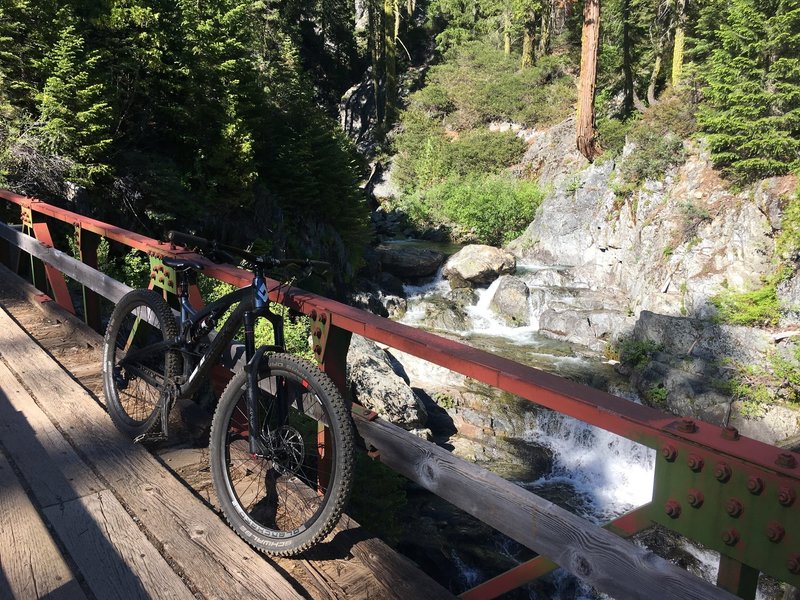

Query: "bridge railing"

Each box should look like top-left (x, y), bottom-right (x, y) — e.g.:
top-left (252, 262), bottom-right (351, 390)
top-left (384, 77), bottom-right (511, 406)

top-left (1, 188), bottom-right (797, 600)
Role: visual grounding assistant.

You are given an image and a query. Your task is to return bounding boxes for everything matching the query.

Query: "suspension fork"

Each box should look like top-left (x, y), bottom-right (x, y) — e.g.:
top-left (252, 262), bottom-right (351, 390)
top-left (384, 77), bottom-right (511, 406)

top-left (243, 307), bottom-right (286, 456)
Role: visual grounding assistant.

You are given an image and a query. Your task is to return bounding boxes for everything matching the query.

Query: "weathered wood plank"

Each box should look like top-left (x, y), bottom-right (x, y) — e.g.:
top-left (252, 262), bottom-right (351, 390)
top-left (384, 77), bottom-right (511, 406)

top-left (0, 222), bottom-right (132, 304)
top-left (0, 307), bottom-right (302, 600)
top-left (42, 490), bottom-right (195, 600)
top-left (0, 360), bottom-right (105, 507)
top-left (0, 454), bottom-right (86, 600)
top-left (354, 413), bottom-right (737, 600)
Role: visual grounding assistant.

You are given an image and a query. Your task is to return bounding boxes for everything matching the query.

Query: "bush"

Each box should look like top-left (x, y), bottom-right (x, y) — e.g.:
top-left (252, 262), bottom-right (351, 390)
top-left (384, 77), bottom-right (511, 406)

top-left (711, 284), bottom-right (782, 327)
top-left (419, 174), bottom-right (544, 245)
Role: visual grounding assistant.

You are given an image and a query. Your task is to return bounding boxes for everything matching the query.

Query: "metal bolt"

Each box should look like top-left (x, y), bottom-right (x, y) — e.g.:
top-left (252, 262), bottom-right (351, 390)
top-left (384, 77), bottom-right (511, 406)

top-left (721, 426), bottom-right (740, 441)
top-left (746, 476), bottom-right (764, 495)
top-left (722, 529), bottom-right (740, 546)
top-left (319, 313), bottom-right (327, 324)
top-left (149, 271), bottom-right (156, 279)
top-left (661, 445), bottom-right (677, 462)
top-left (788, 554), bottom-right (800, 575)
top-left (778, 486), bottom-right (796, 507)
top-left (777, 452), bottom-right (797, 469)
top-left (687, 453), bottom-right (704, 472)
top-left (664, 499), bottom-right (682, 519)
top-left (314, 345), bottom-right (322, 355)
top-left (725, 498), bottom-right (744, 518)
top-left (313, 328), bottom-right (322, 339)
top-left (310, 310), bottom-right (317, 321)
top-left (766, 522), bottom-right (785, 543)
top-left (687, 489), bottom-right (704, 508)
top-left (158, 275), bottom-right (165, 283)
top-left (714, 463), bottom-right (732, 483)
top-left (677, 418), bottom-right (697, 433)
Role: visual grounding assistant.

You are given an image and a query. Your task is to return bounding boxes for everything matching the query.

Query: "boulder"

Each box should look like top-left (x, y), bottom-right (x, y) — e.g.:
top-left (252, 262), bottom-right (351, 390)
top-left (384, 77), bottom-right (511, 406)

top-left (442, 245), bottom-right (516, 287)
top-left (374, 244), bottom-right (445, 279)
top-left (347, 335), bottom-right (427, 428)
top-left (538, 306), bottom-right (634, 351)
top-left (488, 275), bottom-right (530, 326)
top-left (418, 297), bottom-right (472, 333)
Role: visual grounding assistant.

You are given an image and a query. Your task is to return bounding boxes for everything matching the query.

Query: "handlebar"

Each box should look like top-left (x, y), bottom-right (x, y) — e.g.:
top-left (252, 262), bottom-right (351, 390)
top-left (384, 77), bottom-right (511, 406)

top-left (167, 230), bottom-right (330, 272)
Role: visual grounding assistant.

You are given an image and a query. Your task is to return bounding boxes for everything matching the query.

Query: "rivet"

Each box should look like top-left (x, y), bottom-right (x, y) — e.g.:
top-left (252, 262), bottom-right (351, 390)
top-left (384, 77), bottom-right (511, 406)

top-left (149, 271), bottom-right (156, 279)
top-left (310, 310), bottom-right (317, 321)
top-left (746, 476), bottom-right (764, 495)
top-left (788, 554), bottom-right (800, 574)
top-left (714, 463), bottom-right (732, 483)
top-left (158, 275), bottom-right (165, 283)
top-left (722, 529), bottom-right (740, 546)
top-left (778, 486), bottom-right (796, 507)
top-left (725, 498), bottom-right (744, 518)
top-left (777, 452), bottom-right (797, 469)
top-left (687, 489), bottom-right (704, 508)
top-left (319, 313), bottom-right (327, 324)
top-left (661, 445), bottom-right (677, 462)
top-left (313, 328), bottom-right (322, 339)
top-left (314, 345), bottom-right (322, 355)
top-left (677, 418), bottom-right (697, 433)
top-left (664, 499), bottom-right (682, 518)
top-left (722, 426), bottom-right (740, 441)
top-left (766, 522), bottom-right (785, 543)
top-left (687, 453), bottom-right (704, 472)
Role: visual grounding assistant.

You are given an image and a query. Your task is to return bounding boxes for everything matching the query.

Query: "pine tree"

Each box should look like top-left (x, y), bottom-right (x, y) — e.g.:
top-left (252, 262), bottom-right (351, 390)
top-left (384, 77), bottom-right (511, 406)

top-left (36, 18), bottom-right (112, 185)
top-left (699, 0), bottom-right (800, 180)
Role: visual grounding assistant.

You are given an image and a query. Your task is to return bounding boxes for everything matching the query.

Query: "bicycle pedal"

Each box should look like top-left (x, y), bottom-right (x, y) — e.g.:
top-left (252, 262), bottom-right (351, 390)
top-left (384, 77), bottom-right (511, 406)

top-left (133, 432), bottom-right (168, 444)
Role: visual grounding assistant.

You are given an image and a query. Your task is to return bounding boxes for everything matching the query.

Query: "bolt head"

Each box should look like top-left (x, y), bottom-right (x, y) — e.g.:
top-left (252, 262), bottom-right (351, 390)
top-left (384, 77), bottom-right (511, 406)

top-left (661, 445), bottom-right (677, 462)
top-left (714, 463), bottom-right (732, 483)
top-left (746, 476), bottom-right (764, 495)
top-left (725, 498), bottom-right (744, 518)
top-left (777, 452), bottom-right (797, 469)
top-left (687, 489), bottom-right (704, 508)
top-left (664, 499), bottom-right (682, 518)
top-left (766, 522), bottom-right (785, 543)
top-left (778, 486), bottom-right (796, 507)
top-left (722, 528), bottom-right (740, 546)
top-left (687, 453), bottom-right (704, 472)
top-left (677, 418), bottom-right (697, 433)
top-left (722, 426), bottom-right (740, 440)
top-left (788, 554), bottom-right (800, 574)
top-left (310, 310), bottom-right (317, 321)
top-left (313, 344), bottom-right (322, 355)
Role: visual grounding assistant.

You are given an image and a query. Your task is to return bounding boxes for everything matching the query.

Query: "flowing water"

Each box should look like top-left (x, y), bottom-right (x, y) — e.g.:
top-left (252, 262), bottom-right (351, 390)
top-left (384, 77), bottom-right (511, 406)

top-left (396, 261), bottom-right (781, 598)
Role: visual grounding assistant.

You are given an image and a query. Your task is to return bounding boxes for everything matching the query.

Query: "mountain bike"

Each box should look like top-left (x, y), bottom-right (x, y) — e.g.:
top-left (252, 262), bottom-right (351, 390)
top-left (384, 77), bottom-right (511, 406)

top-left (101, 231), bottom-right (354, 556)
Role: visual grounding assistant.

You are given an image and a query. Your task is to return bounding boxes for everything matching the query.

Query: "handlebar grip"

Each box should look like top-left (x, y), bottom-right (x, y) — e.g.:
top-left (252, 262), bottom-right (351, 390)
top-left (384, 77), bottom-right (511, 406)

top-left (168, 230), bottom-right (210, 249)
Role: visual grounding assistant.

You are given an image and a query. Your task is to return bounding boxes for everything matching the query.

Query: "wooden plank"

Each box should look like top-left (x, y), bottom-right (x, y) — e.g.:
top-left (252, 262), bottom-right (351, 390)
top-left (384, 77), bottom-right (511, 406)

top-left (0, 360), bottom-right (105, 507)
top-left (42, 490), bottom-right (195, 600)
top-left (353, 413), bottom-right (737, 600)
top-left (0, 307), bottom-right (302, 600)
top-left (0, 454), bottom-right (86, 600)
top-left (0, 222), bottom-right (132, 304)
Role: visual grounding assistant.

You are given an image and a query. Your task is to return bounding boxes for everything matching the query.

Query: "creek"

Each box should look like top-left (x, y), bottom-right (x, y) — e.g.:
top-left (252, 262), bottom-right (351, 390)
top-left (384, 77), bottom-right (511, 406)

top-left (391, 260), bottom-right (776, 599)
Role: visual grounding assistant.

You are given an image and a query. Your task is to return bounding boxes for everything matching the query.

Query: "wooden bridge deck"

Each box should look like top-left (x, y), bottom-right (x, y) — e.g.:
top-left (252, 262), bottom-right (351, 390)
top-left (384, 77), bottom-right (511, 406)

top-left (0, 265), bottom-right (454, 600)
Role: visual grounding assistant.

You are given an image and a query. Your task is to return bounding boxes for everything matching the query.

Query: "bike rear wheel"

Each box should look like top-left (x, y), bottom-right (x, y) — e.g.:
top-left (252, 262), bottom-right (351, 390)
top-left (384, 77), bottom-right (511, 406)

top-left (210, 353), bottom-right (354, 556)
top-left (102, 289), bottom-right (181, 438)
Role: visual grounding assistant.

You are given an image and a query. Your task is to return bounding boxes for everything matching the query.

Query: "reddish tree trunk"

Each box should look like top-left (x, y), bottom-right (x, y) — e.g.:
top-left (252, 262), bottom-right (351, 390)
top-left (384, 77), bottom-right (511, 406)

top-left (576, 0), bottom-right (601, 161)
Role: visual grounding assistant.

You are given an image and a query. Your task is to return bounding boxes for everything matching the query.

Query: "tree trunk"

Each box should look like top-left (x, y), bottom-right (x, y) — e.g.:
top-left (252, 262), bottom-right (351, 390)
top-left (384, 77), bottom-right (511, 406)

top-left (537, 1), bottom-right (551, 58)
top-left (503, 10), bottom-right (511, 56)
top-left (521, 12), bottom-right (536, 69)
top-left (576, 0), bottom-right (601, 161)
top-left (647, 52), bottom-right (662, 106)
top-left (621, 0), bottom-right (634, 117)
top-left (671, 0), bottom-right (687, 87)
top-left (368, 0), bottom-right (385, 126)
top-left (384, 0), bottom-right (397, 124)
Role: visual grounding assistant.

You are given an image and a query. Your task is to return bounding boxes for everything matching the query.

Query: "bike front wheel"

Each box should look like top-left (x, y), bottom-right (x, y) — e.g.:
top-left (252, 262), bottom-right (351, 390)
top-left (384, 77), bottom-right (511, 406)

top-left (209, 353), bottom-right (354, 556)
top-left (102, 289), bottom-right (181, 438)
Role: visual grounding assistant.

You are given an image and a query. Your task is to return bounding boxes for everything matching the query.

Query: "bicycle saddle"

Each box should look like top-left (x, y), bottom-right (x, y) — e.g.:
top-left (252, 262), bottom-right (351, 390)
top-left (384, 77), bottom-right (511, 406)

top-left (162, 257), bottom-right (204, 271)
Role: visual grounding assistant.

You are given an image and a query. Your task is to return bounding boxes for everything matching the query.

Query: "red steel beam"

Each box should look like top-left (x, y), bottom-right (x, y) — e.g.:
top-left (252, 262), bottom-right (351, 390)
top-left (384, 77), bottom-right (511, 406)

top-left (1, 190), bottom-right (798, 487)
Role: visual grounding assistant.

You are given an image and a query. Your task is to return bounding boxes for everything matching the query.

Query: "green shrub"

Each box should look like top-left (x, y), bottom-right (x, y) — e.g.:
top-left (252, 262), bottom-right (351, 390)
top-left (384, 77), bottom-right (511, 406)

top-left (621, 128), bottom-right (685, 184)
top-left (711, 284), bottom-right (782, 327)
top-left (616, 337), bottom-right (663, 368)
top-left (420, 174), bottom-right (544, 245)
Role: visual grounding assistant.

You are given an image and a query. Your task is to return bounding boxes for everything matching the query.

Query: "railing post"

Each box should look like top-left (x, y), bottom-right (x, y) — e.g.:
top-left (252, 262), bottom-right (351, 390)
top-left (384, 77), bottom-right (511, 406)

top-left (75, 225), bottom-right (102, 331)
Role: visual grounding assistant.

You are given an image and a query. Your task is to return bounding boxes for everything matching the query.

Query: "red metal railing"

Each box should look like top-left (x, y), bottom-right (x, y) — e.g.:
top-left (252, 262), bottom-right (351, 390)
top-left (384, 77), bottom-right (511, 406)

top-left (2, 188), bottom-right (798, 599)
